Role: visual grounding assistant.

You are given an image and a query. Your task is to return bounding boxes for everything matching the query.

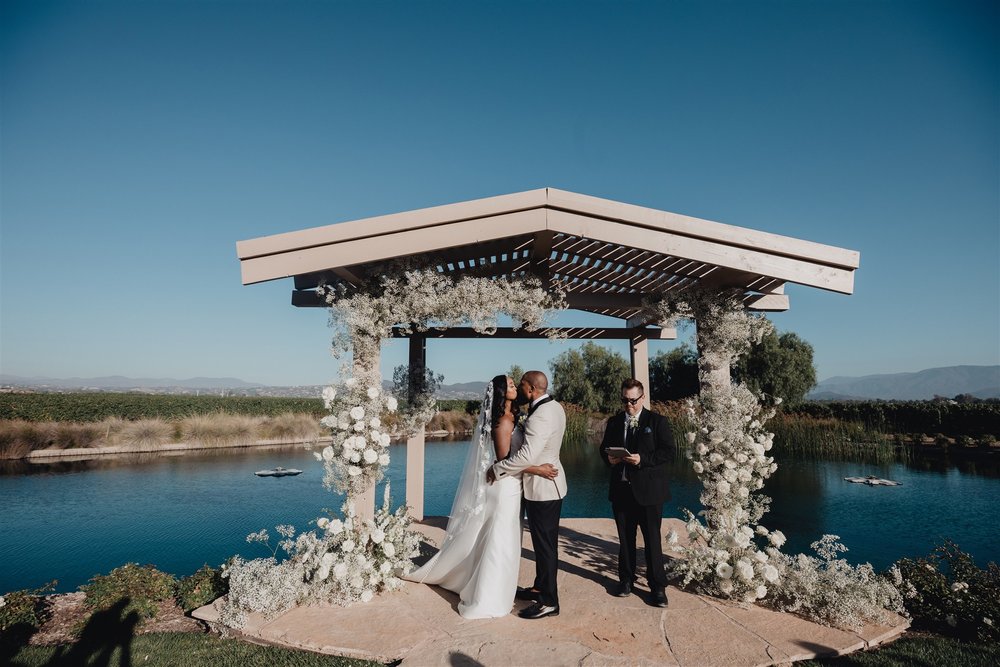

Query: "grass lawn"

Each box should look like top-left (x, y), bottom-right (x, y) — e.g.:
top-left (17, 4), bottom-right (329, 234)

top-left (4, 632), bottom-right (383, 667)
top-left (799, 632), bottom-right (1000, 667)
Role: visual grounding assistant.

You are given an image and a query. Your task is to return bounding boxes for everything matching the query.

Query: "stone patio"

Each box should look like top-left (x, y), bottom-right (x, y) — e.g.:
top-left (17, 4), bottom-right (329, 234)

top-left (193, 517), bottom-right (908, 666)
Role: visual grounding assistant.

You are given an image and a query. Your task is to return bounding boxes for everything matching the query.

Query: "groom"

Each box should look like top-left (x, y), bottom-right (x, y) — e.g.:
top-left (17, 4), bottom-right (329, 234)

top-left (488, 370), bottom-right (567, 619)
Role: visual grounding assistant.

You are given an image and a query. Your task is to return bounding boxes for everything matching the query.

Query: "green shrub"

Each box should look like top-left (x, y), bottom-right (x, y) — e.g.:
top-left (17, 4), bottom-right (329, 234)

top-left (176, 565), bottom-right (228, 613)
top-left (896, 541), bottom-right (999, 643)
top-left (80, 563), bottom-right (177, 626)
top-left (0, 581), bottom-right (55, 635)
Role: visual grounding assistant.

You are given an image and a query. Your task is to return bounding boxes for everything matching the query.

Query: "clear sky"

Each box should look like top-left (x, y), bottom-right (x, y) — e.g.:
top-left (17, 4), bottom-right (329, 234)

top-left (2, 0), bottom-right (997, 387)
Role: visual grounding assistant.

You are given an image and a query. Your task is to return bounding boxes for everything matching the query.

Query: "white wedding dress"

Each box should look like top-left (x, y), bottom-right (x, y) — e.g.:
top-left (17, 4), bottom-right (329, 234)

top-left (404, 384), bottom-right (522, 619)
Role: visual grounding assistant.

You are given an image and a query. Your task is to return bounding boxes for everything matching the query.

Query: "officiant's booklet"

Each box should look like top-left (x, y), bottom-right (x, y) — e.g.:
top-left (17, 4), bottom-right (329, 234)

top-left (606, 447), bottom-right (632, 458)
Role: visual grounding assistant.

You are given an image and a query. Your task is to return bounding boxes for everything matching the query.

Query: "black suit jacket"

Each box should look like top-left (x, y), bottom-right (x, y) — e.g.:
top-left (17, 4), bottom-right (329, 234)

top-left (599, 408), bottom-right (675, 506)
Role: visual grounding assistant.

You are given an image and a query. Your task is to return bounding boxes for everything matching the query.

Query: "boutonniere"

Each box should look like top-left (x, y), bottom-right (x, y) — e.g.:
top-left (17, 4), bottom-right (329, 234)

top-left (516, 412), bottom-right (528, 431)
top-left (626, 415), bottom-right (639, 430)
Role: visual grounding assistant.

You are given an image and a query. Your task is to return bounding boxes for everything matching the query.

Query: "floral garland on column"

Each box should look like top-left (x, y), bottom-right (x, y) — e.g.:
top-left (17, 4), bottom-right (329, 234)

top-left (645, 287), bottom-right (904, 628)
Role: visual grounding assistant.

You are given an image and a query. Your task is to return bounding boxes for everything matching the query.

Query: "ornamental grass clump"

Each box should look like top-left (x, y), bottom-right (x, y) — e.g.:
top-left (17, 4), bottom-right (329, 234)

top-left (79, 563), bottom-right (177, 630)
top-left (220, 485), bottom-right (421, 629)
top-left (259, 412), bottom-right (321, 442)
top-left (119, 418), bottom-right (173, 449)
top-left (897, 540), bottom-right (999, 643)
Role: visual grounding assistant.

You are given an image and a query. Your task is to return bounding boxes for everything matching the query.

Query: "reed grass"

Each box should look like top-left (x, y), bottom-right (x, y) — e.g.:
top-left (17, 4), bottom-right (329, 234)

top-left (258, 412), bottom-right (322, 442)
top-left (768, 414), bottom-right (907, 464)
top-left (119, 419), bottom-right (175, 450)
top-left (426, 410), bottom-right (475, 433)
top-left (180, 413), bottom-right (258, 446)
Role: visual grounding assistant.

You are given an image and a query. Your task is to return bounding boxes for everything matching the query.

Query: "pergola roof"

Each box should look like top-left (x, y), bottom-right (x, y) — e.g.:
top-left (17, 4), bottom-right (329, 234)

top-left (237, 188), bottom-right (859, 324)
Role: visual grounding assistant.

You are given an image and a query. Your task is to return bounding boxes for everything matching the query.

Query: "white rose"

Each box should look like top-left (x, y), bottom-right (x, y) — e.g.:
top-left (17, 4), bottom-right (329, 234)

top-left (756, 585), bottom-right (767, 599)
top-left (709, 453), bottom-right (723, 465)
top-left (351, 575), bottom-right (364, 589)
top-left (738, 486), bottom-right (750, 499)
top-left (717, 481), bottom-right (731, 496)
top-left (719, 580), bottom-right (733, 595)
top-left (733, 531), bottom-right (751, 548)
top-left (345, 377), bottom-right (357, 388)
top-left (756, 526), bottom-right (769, 536)
top-left (318, 552), bottom-right (335, 580)
top-left (380, 561), bottom-right (391, 573)
top-left (692, 462), bottom-right (704, 474)
top-left (724, 459), bottom-right (736, 469)
top-left (736, 560), bottom-right (754, 581)
top-left (342, 539), bottom-right (356, 552)
top-left (769, 531), bottom-right (786, 548)
top-left (716, 562), bottom-right (733, 579)
top-left (363, 449), bottom-right (378, 464)
top-left (369, 417), bottom-right (381, 429)
top-left (317, 517), bottom-right (330, 529)
top-left (723, 470), bottom-right (737, 483)
top-left (685, 432), bottom-right (696, 444)
top-left (371, 529), bottom-right (385, 544)
top-left (380, 434), bottom-right (391, 447)
top-left (348, 465), bottom-right (362, 476)
top-left (696, 443), bottom-right (708, 456)
top-left (378, 454), bottom-right (390, 466)
top-left (355, 553), bottom-right (367, 566)
top-left (322, 386), bottom-right (337, 408)
top-left (322, 446), bottom-right (335, 461)
top-left (313, 452), bottom-right (323, 462)
top-left (350, 406), bottom-right (365, 421)
top-left (763, 565), bottom-right (779, 583)
top-left (339, 420), bottom-right (351, 431)
top-left (328, 519), bottom-right (344, 535)
top-left (333, 562), bottom-right (348, 580)
top-left (382, 542), bottom-right (396, 557)
top-left (367, 387), bottom-right (380, 399)
top-left (753, 551), bottom-right (768, 563)
top-left (361, 590), bottom-right (374, 603)
top-left (342, 447), bottom-right (353, 460)
top-left (735, 453), bottom-right (748, 464)
top-left (0, 596), bottom-right (5, 608)
top-left (386, 396), bottom-right (398, 412)
top-left (353, 422), bottom-right (365, 432)
top-left (320, 415), bottom-right (338, 429)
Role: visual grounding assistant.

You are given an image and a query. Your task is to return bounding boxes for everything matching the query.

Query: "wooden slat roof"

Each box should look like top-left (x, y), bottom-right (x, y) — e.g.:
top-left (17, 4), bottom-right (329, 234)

top-left (238, 188), bottom-right (860, 321)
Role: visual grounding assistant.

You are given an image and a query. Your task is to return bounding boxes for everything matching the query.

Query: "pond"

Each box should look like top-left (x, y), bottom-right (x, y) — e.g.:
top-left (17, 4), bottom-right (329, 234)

top-left (1, 440), bottom-right (998, 593)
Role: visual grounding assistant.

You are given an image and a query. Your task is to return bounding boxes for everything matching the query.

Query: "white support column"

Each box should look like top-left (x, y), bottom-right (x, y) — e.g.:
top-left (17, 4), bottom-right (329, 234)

top-left (406, 335), bottom-right (426, 520)
top-left (630, 332), bottom-right (650, 408)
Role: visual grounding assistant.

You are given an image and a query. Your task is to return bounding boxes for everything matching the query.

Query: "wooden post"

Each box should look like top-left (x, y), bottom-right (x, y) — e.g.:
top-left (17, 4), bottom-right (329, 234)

top-left (406, 335), bottom-right (426, 520)
top-left (630, 332), bottom-right (650, 408)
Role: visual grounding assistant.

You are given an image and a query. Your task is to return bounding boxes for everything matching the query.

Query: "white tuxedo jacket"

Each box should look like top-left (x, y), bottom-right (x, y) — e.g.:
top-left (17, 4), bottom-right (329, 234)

top-left (493, 399), bottom-right (568, 501)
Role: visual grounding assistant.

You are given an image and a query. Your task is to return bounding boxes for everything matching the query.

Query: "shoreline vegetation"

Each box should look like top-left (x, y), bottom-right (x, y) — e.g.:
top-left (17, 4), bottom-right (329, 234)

top-left (1, 392), bottom-right (997, 462)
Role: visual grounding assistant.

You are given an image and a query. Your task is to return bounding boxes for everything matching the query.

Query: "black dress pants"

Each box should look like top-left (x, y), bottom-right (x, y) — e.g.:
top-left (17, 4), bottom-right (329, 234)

top-left (612, 489), bottom-right (667, 590)
top-left (525, 498), bottom-right (562, 607)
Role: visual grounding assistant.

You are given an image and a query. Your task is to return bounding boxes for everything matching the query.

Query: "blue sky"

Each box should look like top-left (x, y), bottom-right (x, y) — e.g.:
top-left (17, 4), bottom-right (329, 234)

top-left (2, 0), bottom-right (997, 387)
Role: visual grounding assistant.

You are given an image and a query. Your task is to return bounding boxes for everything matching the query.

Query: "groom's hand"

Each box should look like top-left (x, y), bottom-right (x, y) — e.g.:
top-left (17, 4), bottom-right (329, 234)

top-left (624, 453), bottom-right (641, 466)
top-left (486, 467), bottom-right (496, 484)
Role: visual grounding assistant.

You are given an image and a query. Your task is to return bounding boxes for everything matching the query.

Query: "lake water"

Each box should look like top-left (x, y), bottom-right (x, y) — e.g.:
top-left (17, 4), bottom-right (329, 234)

top-left (1, 440), bottom-right (998, 594)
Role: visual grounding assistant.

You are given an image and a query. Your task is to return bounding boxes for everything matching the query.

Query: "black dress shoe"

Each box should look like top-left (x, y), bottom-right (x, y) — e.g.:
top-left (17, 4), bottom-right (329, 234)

top-left (518, 602), bottom-right (560, 619)
top-left (651, 588), bottom-right (668, 607)
top-left (515, 586), bottom-right (541, 601)
top-left (614, 581), bottom-right (632, 597)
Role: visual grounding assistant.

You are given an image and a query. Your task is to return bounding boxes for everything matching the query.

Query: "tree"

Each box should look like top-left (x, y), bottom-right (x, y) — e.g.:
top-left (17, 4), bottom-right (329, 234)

top-left (549, 342), bottom-right (631, 413)
top-left (649, 344), bottom-right (699, 401)
top-left (733, 331), bottom-right (817, 405)
top-left (508, 364), bottom-right (524, 383)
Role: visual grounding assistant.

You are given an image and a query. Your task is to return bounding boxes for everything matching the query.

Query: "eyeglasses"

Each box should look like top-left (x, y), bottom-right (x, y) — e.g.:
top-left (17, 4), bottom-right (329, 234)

top-left (620, 396), bottom-right (643, 406)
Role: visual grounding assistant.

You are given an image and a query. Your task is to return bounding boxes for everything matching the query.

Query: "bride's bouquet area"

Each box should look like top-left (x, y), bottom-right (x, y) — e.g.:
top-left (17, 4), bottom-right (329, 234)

top-left (650, 288), bottom-right (904, 629)
top-left (220, 485), bottom-right (421, 629)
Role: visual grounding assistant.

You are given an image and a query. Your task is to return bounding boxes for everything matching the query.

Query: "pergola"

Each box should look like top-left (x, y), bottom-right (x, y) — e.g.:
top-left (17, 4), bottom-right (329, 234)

top-left (237, 188), bottom-right (859, 518)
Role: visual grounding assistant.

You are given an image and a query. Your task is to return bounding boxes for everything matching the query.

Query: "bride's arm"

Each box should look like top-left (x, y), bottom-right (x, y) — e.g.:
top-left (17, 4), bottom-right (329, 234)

top-left (492, 420), bottom-right (513, 460)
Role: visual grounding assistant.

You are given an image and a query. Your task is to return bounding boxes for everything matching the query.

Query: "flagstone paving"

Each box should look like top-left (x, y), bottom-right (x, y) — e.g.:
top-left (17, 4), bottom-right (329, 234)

top-left (193, 517), bottom-right (908, 666)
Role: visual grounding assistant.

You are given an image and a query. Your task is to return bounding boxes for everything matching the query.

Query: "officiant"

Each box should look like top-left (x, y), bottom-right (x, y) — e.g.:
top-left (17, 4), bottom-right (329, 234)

top-left (598, 378), bottom-right (675, 607)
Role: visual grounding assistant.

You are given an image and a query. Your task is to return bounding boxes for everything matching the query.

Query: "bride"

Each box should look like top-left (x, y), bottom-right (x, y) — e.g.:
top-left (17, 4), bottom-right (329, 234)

top-left (404, 374), bottom-right (559, 618)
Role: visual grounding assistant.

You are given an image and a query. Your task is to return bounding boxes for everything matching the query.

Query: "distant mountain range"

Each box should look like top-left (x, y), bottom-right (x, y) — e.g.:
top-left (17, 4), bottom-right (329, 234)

top-left (808, 365), bottom-right (1000, 401)
top-left (4, 365), bottom-right (998, 401)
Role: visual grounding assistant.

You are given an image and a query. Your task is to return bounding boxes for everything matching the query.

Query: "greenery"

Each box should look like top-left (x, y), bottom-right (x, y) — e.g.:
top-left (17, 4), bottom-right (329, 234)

top-left (5, 631), bottom-right (379, 667)
top-left (549, 342), bottom-right (631, 413)
top-left (0, 581), bottom-right (55, 645)
top-left (896, 541), bottom-right (999, 643)
top-left (649, 344), bottom-right (699, 401)
top-left (799, 633), bottom-right (1000, 666)
top-left (0, 393), bottom-right (325, 423)
top-left (733, 330), bottom-right (817, 405)
top-left (176, 565), bottom-right (229, 613)
top-left (80, 563), bottom-right (177, 628)
top-left (789, 401), bottom-right (1000, 439)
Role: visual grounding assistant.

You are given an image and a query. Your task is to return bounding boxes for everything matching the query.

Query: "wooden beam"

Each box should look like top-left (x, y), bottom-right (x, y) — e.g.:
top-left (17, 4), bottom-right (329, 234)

top-left (389, 326), bottom-right (676, 340)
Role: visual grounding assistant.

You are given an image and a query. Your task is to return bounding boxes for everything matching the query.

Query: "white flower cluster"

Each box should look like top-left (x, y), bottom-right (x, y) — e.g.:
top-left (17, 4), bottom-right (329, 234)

top-left (221, 485), bottom-right (422, 629)
top-left (318, 376), bottom-right (398, 497)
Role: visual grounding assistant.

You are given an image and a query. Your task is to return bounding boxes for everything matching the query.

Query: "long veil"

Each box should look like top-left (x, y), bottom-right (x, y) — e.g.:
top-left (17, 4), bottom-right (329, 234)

top-left (407, 382), bottom-right (495, 583)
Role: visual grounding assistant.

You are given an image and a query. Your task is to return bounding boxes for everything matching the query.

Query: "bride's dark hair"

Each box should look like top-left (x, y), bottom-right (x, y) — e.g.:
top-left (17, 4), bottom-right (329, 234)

top-left (489, 374), bottom-right (509, 430)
